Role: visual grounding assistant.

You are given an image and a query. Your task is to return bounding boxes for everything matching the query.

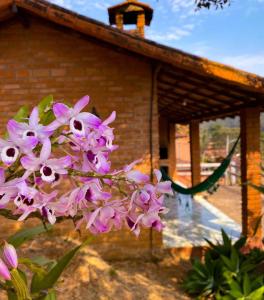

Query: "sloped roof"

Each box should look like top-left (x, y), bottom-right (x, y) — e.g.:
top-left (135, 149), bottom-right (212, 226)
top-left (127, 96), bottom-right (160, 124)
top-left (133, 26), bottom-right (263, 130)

top-left (1, 0), bottom-right (264, 123)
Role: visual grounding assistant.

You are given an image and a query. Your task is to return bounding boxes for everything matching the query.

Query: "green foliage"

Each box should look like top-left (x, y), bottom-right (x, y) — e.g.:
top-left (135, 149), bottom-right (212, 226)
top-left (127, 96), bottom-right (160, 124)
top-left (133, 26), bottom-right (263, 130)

top-left (13, 106), bottom-right (30, 123)
top-left (7, 224), bottom-right (52, 248)
top-left (31, 238), bottom-right (92, 294)
top-left (38, 95), bottom-right (55, 125)
top-left (3, 233), bottom-right (91, 300)
top-left (183, 230), bottom-right (264, 299)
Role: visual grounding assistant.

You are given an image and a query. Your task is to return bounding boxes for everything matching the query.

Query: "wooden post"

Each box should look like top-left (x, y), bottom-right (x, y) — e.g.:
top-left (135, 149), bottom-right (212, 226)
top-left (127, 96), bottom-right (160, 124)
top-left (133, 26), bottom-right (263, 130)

top-left (240, 107), bottom-right (262, 238)
top-left (190, 120), bottom-right (201, 186)
top-left (169, 123), bottom-right (177, 179)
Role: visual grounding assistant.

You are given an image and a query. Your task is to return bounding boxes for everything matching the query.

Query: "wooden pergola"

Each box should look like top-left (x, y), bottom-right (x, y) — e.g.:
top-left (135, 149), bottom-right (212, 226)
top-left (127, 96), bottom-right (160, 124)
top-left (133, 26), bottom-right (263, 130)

top-left (1, 0), bottom-right (264, 239)
top-left (157, 64), bottom-right (263, 239)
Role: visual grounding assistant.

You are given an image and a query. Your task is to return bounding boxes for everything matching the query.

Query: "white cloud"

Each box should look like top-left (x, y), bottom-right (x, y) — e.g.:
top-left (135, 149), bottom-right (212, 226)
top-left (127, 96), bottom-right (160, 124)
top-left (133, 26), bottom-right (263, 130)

top-left (220, 54), bottom-right (264, 76)
top-left (48, 0), bottom-right (72, 9)
top-left (147, 25), bottom-right (194, 42)
top-left (168, 0), bottom-right (195, 12)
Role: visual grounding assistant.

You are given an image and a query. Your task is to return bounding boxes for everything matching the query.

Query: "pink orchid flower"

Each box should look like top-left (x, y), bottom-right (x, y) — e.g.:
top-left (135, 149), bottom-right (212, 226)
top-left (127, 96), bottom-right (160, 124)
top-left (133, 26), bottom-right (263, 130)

top-left (50, 95), bottom-right (100, 135)
top-left (7, 107), bottom-right (53, 144)
top-left (21, 139), bottom-right (71, 182)
top-left (0, 135), bottom-right (37, 166)
top-left (0, 168), bottom-right (18, 208)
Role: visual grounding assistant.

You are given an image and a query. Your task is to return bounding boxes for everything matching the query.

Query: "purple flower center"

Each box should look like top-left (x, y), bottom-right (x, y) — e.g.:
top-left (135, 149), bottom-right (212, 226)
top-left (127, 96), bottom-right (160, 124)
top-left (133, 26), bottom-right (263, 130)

top-left (86, 150), bottom-right (95, 163)
top-left (126, 217), bottom-right (135, 229)
top-left (26, 131), bottom-right (35, 137)
top-left (6, 148), bottom-right (15, 157)
top-left (23, 198), bottom-right (34, 206)
top-left (42, 207), bottom-right (48, 218)
top-left (152, 220), bottom-right (158, 228)
top-left (54, 173), bottom-right (60, 181)
top-left (85, 188), bottom-right (93, 201)
top-left (97, 136), bottom-right (107, 146)
top-left (43, 166), bottom-right (52, 176)
top-left (73, 120), bottom-right (83, 131)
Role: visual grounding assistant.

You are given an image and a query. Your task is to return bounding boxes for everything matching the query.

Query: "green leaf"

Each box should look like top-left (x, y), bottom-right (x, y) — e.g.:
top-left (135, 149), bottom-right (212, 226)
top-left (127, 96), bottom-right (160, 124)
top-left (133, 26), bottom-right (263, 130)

top-left (8, 224), bottom-right (52, 248)
top-left (7, 290), bottom-right (18, 300)
top-left (10, 269), bottom-right (31, 300)
top-left (234, 236), bottom-right (247, 250)
top-left (242, 273), bottom-right (251, 296)
top-left (19, 258), bottom-right (47, 276)
top-left (31, 238), bottom-right (92, 293)
top-left (38, 95), bottom-right (54, 115)
top-left (248, 286), bottom-right (264, 300)
top-left (252, 214), bottom-right (263, 237)
top-left (38, 95), bottom-right (55, 125)
top-left (38, 290), bottom-right (57, 300)
top-left (230, 247), bottom-right (239, 272)
top-left (221, 229), bottom-right (232, 249)
top-left (30, 256), bottom-right (56, 268)
top-left (13, 106), bottom-right (30, 123)
top-left (4, 105), bottom-right (30, 138)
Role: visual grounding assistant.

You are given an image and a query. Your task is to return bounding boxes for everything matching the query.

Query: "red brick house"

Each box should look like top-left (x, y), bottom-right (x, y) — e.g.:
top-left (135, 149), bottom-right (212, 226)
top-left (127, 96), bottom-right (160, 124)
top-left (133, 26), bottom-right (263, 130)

top-left (0, 0), bottom-right (263, 257)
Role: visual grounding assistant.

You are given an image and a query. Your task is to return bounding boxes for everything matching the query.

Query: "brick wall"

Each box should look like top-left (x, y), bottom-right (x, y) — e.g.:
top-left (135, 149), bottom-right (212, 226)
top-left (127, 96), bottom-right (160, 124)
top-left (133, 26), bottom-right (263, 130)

top-left (0, 15), bottom-right (161, 258)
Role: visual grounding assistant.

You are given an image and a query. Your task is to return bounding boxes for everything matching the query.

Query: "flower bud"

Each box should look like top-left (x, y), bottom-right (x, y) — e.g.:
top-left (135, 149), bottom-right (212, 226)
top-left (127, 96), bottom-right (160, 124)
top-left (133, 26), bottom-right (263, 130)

top-left (0, 258), bottom-right (11, 280)
top-left (2, 242), bottom-right (18, 269)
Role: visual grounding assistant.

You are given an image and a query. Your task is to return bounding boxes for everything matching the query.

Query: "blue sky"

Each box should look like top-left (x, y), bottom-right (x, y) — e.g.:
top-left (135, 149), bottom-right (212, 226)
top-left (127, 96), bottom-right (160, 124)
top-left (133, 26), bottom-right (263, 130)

top-left (50, 0), bottom-right (264, 76)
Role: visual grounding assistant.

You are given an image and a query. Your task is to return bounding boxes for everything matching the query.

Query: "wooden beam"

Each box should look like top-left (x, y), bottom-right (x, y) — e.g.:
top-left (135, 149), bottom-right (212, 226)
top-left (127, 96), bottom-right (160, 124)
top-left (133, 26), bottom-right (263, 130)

top-left (158, 80), bottom-right (233, 107)
top-left (173, 99), bottom-right (264, 124)
top-left (160, 67), bottom-right (260, 101)
top-left (159, 71), bottom-right (254, 104)
top-left (158, 93), bottom-right (213, 114)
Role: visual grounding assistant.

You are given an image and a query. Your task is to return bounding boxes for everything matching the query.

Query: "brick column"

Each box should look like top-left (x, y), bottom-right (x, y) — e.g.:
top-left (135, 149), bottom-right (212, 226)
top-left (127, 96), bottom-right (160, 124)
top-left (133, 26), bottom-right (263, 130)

top-left (115, 13), bottom-right (123, 30)
top-left (190, 120), bottom-right (201, 186)
top-left (169, 123), bottom-right (177, 179)
top-left (240, 107), bottom-right (262, 238)
top-left (137, 12), bottom-right (145, 37)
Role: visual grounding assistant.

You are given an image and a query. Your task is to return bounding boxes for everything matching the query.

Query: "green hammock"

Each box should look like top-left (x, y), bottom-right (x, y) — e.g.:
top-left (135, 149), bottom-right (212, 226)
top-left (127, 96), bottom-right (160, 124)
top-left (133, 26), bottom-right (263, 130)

top-left (161, 135), bottom-right (240, 195)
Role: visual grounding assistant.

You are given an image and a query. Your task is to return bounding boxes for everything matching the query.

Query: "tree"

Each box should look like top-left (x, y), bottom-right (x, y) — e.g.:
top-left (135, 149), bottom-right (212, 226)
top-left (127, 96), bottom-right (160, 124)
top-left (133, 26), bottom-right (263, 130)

top-left (195, 0), bottom-right (231, 9)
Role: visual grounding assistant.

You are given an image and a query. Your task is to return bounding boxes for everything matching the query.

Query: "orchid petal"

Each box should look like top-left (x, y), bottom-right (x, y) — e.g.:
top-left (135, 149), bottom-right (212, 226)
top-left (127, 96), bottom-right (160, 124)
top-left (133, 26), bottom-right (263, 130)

top-left (29, 107), bottom-right (39, 127)
top-left (0, 259), bottom-right (11, 281)
top-left (100, 206), bottom-right (115, 222)
top-left (73, 95), bottom-right (90, 114)
top-left (123, 159), bottom-right (142, 172)
top-left (78, 112), bottom-right (102, 128)
top-left (86, 208), bottom-right (101, 229)
top-left (53, 103), bottom-right (71, 122)
top-left (40, 139), bottom-right (51, 162)
top-left (154, 169), bottom-right (162, 183)
top-left (0, 168), bottom-right (5, 184)
top-left (156, 181), bottom-right (173, 195)
top-left (102, 111), bottom-right (116, 126)
top-left (126, 170), bottom-right (149, 184)
top-left (21, 156), bottom-right (38, 171)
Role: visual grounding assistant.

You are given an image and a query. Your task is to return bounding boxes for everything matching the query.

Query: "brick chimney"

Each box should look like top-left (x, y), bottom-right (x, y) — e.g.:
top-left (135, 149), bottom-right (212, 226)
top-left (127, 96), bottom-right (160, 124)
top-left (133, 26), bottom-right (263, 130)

top-left (108, 0), bottom-right (153, 38)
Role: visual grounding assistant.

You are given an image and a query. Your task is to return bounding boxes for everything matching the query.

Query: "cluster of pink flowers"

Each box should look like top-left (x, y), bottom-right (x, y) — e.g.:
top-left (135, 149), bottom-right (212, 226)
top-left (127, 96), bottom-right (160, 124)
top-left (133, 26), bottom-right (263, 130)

top-left (0, 96), bottom-right (172, 236)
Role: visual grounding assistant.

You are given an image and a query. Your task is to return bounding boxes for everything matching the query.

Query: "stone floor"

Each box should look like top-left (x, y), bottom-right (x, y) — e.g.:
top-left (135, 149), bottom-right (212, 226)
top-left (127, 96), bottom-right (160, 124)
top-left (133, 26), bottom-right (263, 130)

top-left (163, 187), bottom-right (242, 248)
